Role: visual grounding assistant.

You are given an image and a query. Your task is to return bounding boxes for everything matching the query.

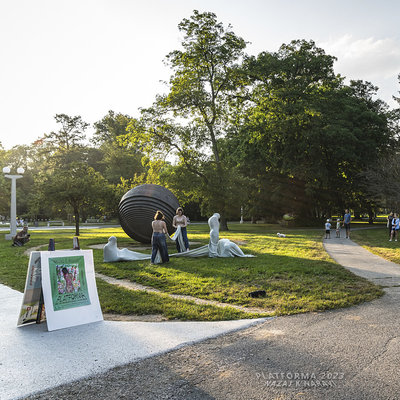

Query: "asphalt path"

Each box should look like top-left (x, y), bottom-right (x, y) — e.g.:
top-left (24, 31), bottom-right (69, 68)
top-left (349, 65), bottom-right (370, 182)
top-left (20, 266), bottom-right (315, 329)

top-left (18, 231), bottom-right (400, 400)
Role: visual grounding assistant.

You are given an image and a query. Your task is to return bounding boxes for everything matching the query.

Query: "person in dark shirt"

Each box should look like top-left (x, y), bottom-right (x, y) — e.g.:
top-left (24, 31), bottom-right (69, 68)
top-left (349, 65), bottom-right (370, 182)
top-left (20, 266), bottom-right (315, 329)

top-left (12, 226), bottom-right (30, 246)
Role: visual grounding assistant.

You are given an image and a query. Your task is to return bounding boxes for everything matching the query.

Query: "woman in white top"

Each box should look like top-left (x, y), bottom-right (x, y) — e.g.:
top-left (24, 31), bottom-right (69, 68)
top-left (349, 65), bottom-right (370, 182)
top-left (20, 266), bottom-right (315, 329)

top-left (172, 207), bottom-right (190, 252)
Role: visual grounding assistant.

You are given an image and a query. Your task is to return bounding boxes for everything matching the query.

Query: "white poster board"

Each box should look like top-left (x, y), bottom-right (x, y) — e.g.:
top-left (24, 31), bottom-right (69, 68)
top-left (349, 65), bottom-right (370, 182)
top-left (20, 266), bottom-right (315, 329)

top-left (18, 249), bottom-right (103, 331)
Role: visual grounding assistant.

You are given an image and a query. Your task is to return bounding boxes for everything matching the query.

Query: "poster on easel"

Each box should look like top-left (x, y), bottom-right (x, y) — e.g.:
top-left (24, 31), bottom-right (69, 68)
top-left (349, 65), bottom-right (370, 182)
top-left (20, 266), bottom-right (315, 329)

top-left (18, 249), bottom-right (103, 331)
top-left (17, 251), bottom-right (44, 326)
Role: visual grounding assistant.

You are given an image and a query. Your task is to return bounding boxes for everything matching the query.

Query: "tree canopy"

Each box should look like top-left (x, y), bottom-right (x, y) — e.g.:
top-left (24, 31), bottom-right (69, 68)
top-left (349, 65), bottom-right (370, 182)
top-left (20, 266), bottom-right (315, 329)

top-left (1, 11), bottom-right (399, 227)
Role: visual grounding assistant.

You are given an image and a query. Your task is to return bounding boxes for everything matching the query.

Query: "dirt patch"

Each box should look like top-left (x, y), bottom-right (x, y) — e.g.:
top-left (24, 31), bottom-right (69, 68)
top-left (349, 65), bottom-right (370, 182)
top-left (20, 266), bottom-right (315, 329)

top-left (24, 244), bottom-right (48, 256)
top-left (103, 313), bottom-right (169, 322)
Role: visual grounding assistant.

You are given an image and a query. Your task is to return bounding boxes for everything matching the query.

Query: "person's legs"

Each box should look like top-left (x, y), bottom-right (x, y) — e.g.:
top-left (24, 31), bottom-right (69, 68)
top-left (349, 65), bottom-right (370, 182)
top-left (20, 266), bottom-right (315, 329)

top-left (151, 233), bottom-right (160, 263)
top-left (181, 227), bottom-right (189, 250)
top-left (159, 234), bottom-right (169, 263)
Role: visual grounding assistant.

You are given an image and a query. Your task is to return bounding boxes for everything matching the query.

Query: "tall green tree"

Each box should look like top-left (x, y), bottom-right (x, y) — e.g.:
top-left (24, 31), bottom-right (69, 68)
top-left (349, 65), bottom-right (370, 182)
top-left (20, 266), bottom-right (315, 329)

top-left (92, 111), bottom-right (145, 186)
top-left (125, 10), bottom-right (248, 229)
top-left (34, 114), bottom-right (109, 234)
top-left (42, 162), bottom-right (108, 235)
top-left (232, 40), bottom-right (393, 222)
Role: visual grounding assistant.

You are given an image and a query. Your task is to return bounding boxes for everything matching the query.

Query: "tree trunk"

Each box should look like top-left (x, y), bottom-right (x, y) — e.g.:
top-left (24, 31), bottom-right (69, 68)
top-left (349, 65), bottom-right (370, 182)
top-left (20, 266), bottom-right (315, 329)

top-left (74, 207), bottom-right (80, 236)
top-left (220, 214), bottom-right (229, 231)
top-left (368, 207), bottom-right (374, 225)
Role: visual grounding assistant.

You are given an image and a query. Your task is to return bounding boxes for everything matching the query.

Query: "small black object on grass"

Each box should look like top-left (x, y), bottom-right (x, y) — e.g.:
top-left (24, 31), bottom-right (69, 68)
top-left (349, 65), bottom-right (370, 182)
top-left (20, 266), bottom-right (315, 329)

top-left (248, 290), bottom-right (266, 298)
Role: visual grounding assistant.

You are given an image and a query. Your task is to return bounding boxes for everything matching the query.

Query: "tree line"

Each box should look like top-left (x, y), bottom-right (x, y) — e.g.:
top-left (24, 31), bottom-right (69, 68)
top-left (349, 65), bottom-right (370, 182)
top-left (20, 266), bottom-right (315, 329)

top-left (1, 10), bottom-right (399, 232)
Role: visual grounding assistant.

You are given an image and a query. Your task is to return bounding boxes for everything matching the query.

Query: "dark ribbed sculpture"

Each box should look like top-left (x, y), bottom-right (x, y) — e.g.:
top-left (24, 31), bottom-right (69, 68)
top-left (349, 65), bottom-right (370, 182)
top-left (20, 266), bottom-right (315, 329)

top-left (118, 184), bottom-right (180, 243)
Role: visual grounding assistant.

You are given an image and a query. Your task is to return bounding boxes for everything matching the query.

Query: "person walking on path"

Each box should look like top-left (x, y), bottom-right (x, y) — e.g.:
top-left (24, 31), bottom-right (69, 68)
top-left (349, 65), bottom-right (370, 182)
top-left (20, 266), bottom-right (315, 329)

top-left (390, 213), bottom-right (399, 242)
top-left (387, 211), bottom-right (394, 239)
top-left (344, 209), bottom-right (352, 239)
top-left (151, 210), bottom-right (169, 264)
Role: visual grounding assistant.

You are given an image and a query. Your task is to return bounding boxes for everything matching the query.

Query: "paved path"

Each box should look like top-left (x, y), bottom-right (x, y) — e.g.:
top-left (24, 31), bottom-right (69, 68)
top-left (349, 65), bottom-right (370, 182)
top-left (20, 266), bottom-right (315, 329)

top-left (19, 232), bottom-right (400, 400)
top-left (0, 285), bottom-right (267, 400)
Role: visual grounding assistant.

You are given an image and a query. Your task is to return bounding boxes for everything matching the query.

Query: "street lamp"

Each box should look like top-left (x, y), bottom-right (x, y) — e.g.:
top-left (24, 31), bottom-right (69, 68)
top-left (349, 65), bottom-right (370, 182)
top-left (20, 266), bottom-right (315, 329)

top-left (3, 166), bottom-right (25, 240)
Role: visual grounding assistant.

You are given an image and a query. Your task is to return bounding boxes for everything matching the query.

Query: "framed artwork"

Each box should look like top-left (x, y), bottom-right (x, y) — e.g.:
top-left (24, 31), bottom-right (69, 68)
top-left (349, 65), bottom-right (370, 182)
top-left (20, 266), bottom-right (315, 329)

top-left (18, 249), bottom-right (103, 331)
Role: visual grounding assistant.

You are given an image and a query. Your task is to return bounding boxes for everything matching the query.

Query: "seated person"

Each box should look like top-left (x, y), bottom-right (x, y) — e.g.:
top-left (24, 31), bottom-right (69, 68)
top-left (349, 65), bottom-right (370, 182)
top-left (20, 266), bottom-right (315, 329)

top-left (13, 226), bottom-right (30, 247)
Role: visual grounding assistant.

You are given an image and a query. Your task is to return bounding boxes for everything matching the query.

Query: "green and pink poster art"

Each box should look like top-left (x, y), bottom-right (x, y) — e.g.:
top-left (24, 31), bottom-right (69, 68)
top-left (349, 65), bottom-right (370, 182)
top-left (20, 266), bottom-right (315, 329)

top-left (40, 250), bottom-right (103, 331)
top-left (49, 255), bottom-right (91, 311)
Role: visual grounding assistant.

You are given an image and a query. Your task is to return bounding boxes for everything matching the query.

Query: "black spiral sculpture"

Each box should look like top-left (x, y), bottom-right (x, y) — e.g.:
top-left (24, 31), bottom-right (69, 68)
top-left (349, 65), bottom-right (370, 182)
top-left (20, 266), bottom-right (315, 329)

top-left (118, 184), bottom-right (180, 243)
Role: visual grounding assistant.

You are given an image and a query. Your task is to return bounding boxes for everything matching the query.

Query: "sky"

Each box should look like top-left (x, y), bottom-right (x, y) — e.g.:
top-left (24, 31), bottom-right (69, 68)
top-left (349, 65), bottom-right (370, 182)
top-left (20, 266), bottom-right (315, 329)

top-left (1, 0), bottom-right (399, 150)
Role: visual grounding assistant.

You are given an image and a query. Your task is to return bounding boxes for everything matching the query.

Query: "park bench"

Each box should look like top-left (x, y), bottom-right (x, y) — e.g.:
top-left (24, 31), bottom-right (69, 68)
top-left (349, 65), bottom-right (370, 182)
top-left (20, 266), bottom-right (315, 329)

top-left (47, 220), bottom-right (64, 227)
top-left (85, 218), bottom-right (100, 223)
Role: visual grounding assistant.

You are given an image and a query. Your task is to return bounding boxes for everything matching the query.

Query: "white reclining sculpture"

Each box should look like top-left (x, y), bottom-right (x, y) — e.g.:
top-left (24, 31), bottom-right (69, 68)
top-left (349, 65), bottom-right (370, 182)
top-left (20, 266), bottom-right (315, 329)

top-left (103, 212), bottom-right (254, 262)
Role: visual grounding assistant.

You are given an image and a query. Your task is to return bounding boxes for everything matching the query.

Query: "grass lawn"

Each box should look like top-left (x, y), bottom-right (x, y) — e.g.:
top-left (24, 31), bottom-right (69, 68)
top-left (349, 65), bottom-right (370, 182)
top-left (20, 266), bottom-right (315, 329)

top-left (351, 225), bottom-right (400, 265)
top-left (0, 223), bottom-right (383, 320)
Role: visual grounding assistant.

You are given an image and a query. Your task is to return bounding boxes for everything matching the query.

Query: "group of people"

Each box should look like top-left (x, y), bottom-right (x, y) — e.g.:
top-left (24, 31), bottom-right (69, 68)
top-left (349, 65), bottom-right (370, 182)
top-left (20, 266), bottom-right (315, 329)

top-left (151, 207), bottom-right (190, 264)
top-left (324, 209), bottom-right (352, 239)
top-left (387, 212), bottom-right (400, 241)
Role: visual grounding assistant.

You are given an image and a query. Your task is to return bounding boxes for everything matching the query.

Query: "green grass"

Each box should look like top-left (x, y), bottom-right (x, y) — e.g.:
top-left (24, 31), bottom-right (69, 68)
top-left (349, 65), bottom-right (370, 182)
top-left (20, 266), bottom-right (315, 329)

top-left (352, 226), bottom-right (400, 264)
top-left (0, 223), bottom-right (383, 320)
top-left (97, 279), bottom-right (257, 321)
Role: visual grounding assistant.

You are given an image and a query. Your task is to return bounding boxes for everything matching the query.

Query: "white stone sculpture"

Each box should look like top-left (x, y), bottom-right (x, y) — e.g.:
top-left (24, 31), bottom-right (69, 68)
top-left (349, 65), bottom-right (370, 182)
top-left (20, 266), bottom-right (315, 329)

top-left (103, 212), bottom-right (253, 262)
top-left (208, 213), bottom-right (220, 257)
top-left (103, 236), bottom-right (151, 262)
top-left (208, 213), bottom-right (253, 258)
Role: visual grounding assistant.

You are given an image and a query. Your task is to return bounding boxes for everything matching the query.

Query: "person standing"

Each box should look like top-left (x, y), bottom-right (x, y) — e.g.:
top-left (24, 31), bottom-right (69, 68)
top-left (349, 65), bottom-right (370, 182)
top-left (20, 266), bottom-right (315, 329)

top-left (172, 207), bottom-right (190, 252)
top-left (387, 212), bottom-right (394, 239)
top-left (336, 218), bottom-right (341, 238)
top-left (344, 209), bottom-right (352, 239)
top-left (390, 213), bottom-right (399, 242)
top-left (151, 210), bottom-right (169, 264)
top-left (325, 219), bottom-right (331, 239)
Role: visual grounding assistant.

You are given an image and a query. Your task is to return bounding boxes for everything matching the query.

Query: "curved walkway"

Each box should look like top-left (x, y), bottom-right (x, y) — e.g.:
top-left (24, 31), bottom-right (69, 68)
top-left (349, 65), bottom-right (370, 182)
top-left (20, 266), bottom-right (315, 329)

top-left (23, 233), bottom-right (400, 400)
top-left (324, 234), bottom-right (400, 287)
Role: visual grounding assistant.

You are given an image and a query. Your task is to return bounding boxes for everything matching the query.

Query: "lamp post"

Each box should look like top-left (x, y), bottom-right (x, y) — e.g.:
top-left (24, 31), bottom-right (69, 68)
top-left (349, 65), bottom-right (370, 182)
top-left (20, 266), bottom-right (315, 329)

top-left (3, 166), bottom-right (24, 240)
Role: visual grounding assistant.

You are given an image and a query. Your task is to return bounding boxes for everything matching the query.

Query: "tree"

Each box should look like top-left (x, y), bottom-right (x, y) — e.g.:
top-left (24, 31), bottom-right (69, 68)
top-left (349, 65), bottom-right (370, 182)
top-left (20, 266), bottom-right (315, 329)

top-left (231, 40), bottom-right (393, 222)
top-left (92, 111), bottom-right (145, 186)
top-left (44, 114), bottom-right (88, 151)
top-left (33, 114), bottom-right (109, 234)
top-left (125, 11), bottom-right (248, 228)
top-left (42, 163), bottom-right (108, 235)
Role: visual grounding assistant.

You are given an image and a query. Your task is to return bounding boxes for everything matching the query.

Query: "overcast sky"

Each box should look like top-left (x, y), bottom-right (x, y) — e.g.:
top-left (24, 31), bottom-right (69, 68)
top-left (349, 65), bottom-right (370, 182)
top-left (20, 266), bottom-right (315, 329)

top-left (1, 0), bottom-right (399, 150)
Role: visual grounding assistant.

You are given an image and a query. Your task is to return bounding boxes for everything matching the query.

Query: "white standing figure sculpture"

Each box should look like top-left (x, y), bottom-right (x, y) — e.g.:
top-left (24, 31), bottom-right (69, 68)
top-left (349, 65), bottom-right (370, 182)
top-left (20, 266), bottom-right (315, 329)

top-left (208, 213), bottom-right (220, 257)
top-left (207, 212), bottom-right (253, 258)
